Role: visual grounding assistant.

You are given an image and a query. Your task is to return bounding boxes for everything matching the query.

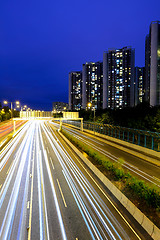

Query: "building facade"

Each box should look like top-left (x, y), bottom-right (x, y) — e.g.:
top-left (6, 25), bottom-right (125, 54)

top-left (144, 21), bottom-right (160, 106)
top-left (144, 34), bottom-right (150, 102)
top-left (52, 102), bottom-right (68, 112)
top-left (82, 62), bottom-right (103, 110)
top-left (103, 47), bottom-right (135, 109)
top-left (69, 71), bottom-right (82, 111)
top-left (134, 67), bottom-right (145, 105)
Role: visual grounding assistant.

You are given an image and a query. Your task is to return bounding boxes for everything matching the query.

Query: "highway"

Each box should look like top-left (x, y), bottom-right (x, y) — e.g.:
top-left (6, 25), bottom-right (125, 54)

top-left (0, 120), bottom-right (151, 239)
top-left (51, 121), bottom-right (160, 189)
top-left (0, 120), bottom-right (26, 149)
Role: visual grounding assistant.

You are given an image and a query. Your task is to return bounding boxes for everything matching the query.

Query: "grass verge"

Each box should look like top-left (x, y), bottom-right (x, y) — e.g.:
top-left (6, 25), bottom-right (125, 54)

top-left (61, 129), bottom-right (160, 228)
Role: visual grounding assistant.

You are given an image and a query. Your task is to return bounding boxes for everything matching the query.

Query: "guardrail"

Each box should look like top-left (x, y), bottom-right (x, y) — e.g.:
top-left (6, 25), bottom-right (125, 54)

top-left (60, 120), bottom-right (160, 152)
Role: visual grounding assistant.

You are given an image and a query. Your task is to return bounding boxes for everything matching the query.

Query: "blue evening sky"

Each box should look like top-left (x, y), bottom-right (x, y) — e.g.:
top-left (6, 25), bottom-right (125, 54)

top-left (0, 0), bottom-right (160, 110)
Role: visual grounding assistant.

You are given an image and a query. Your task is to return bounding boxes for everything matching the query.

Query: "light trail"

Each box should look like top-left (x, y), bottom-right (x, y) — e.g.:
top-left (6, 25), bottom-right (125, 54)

top-left (42, 122), bottom-right (137, 240)
top-left (0, 121), bottom-right (31, 171)
top-left (39, 123), bottom-right (67, 240)
top-left (0, 122), bottom-right (35, 240)
top-left (0, 120), bottom-right (146, 239)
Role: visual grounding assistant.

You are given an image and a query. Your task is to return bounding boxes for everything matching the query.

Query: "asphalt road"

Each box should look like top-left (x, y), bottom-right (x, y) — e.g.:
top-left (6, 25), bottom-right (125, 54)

top-left (0, 120), bottom-right (26, 146)
top-left (0, 120), bottom-right (152, 239)
top-left (52, 121), bottom-right (160, 189)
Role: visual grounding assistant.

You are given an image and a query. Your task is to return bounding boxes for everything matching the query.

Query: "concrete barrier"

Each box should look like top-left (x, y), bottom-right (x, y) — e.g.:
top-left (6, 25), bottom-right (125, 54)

top-left (142, 215), bottom-right (154, 236)
top-left (126, 201), bottom-right (136, 216)
top-left (59, 132), bottom-right (160, 239)
top-left (133, 207), bottom-right (144, 225)
top-left (120, 194), bottom-right (128, 208)
top-left (151, 225), bottom-right (160, 240)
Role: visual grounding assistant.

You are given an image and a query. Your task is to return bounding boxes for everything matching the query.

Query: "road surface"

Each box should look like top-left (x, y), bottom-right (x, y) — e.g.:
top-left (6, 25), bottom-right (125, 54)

top-left (0, 120), bottom-right (151, 239)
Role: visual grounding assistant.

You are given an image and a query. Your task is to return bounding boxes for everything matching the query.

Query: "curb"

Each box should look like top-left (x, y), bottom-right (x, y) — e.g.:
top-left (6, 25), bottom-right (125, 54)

top-left (59, 131), bottom-right (160, 240)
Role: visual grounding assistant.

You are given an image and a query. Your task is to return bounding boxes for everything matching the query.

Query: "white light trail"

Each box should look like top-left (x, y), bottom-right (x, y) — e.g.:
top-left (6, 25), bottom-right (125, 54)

top-left (42, 122), bottom-right (130, 239)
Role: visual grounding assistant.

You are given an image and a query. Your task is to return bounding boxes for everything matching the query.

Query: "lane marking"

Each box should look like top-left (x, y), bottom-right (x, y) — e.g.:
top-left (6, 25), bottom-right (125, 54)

top-left (27, 201), bottom-right (30, 209)
top-left (46, 147), bottom-right (50, 154)
top-left (50, 157), bottom-right (55, 169)
top-left (6, 163), bottom-right (12, 175)
top-left (153, 176), bottom-right (160, 182)
top-left (57, 179), bottom-right (67, 208)
top-left (0, 184), bottom-right (2, 189)
top-left (28, 157), bottom-right (35, 240)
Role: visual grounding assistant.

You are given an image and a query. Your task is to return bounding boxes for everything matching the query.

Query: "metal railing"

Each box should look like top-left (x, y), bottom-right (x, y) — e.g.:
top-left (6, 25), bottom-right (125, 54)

top-left (61, 120), bottom-right (160, 152)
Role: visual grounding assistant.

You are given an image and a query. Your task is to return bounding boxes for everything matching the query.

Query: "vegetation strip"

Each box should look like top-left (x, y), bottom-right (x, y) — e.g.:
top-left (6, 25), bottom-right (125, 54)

top-left (61, 129), bottom-right (160, 228)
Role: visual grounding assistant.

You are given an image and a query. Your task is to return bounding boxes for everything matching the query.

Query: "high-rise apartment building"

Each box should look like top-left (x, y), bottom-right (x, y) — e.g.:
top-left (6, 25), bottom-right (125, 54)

top-left (103, 47), bottom-right (135, 109)
top-left (53, 102), bottom-right (68, 112)
top-left (82, 62), bottom-right (103, 110)
top-left (69, 71), bottom-right (82, 110)
top-left (144, 21), bottom-right (160, 106)
top-left (144, 34), bottom-right (150, 102)
top-left (135, 67), bottom-right (145, 105)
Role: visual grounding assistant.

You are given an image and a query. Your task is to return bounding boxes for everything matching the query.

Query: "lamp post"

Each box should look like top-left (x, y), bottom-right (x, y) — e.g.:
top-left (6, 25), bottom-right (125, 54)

top-left (4, 101), bottom-right (20, 119)
top-left (87, 102), bottom-right (96, 134)
top-left (4, 100), bottom-right (20, 132)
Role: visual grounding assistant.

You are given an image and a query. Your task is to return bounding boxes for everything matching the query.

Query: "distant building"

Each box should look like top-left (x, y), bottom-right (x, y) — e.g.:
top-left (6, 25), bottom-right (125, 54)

top-left (144, 21), bottom-right (160, 106)
top-left (52, 102), bottom-right (68, 112)
top-left (144, 34), bottom-right (150, 102)
top-left (134, 67), bottom-right (145, 105)
top-left (103, 47), bottom-right (135, 109)
top-left (82, 62), bottom-right (103, 110)
top-left (69, 71), bottom-right (82, 111)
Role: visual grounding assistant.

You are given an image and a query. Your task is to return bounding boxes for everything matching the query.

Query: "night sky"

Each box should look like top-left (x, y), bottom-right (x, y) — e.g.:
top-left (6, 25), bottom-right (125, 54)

top-left (0, 0), bottom-right (160, 110)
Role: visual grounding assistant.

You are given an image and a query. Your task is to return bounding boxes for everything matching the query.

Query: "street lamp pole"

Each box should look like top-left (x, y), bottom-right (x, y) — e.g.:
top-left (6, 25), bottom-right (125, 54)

top-left (88, 102), bottom-right (96, 134)
top-left (4, 100), bottom-right (20, 133)
top-left (11, 102), bottom-right (13, 119)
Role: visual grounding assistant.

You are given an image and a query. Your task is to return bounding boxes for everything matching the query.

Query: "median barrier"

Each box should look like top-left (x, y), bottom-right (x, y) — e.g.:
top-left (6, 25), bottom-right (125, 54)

top-left (152, 225), bottom-right (160, 240)
top-left (133, 207), bottom-right (144, 225)
top-left (120, 194), bottom-right (128, 208)
top-left (59, 131), bottom-right (160, 239)
top-left (142, 215), bottom-right (154, 236)
top-left (109, 185), bottom-right (122, 201)
top-left (126, 201), bottom-right (136, 216)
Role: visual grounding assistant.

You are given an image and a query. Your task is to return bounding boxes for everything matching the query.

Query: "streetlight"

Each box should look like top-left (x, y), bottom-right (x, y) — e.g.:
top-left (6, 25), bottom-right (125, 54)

top-left (87, 102), bottom-right (96, 134)
top-left (3, 100), bottom-right (20, 132)
top-left (4, 100), bottom-right (19, 118)
top-left (87, 102), bottom-right (92, 109)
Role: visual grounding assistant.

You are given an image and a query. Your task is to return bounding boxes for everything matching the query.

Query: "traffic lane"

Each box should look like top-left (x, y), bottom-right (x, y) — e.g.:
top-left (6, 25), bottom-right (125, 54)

top-left (0, 120), bottom-right (26, 138)
top-left (41, 125), bottom-right (92, 239)
top-left (0, 122), bottom-right (35, 240)
top-left (46, 122), bottom-right (149, 240)
top-left (0, 122), bottom-right (31, 189)
top-left (61, 125), bottom-right (160, 187)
